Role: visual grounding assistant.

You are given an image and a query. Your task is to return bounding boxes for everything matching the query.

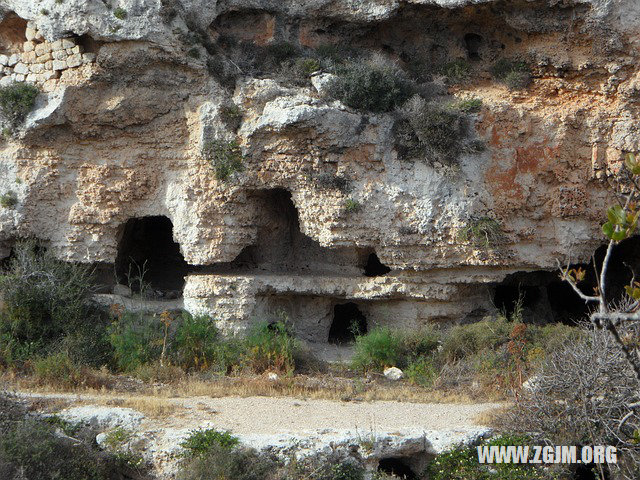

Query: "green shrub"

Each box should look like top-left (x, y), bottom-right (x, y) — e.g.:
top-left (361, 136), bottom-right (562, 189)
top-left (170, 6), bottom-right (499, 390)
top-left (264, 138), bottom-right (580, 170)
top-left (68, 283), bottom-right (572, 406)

top-left (490, 59), bottom-right (531, 90)
top-left (440, 316), bottom-right (513, 363)
top-left (425, 434), bottom-right (549, 480)
top-left (352, 327), bottom-right (404, 371)
top-left (177, 443), bottom-right (278, 480)
top-left (0, 241), bottom-right (96, 363)
top-left (405, 357), bottom-right (438, 387)
top-left (458, 217), bottom-right (503, 248)
top-left (0, 417), bottom-right (132, 480)
top-left (219, 104), bottom-right (243, 131)
top-left (0, 191), bottom-right (17, 208)
top-left (172, 313), bottom-right (220, 371)
top-left (181, 428), bottom-right (239, 457)
top-left (395, 96), bottom-right (464, 165)
top-left (329, 462), bottom-right (365, 480)
top-left (328, 61), bottom-right (412, 113)
top-left (113, 7), bottom-right (127, 20)
top-left (439, 59), bottom-right (471, 83)
top-left (187, 47), bottom-right (200, 59)
top-left (108, 311), bottom-right (163, 372)
top-left (203, 139), bottom-right (244, 181)
top-left (452, 97), bottom-right (483, 113)
top-left (243, 321), bottom-right (298, 374)
top-left (0, 82), bottom-right (39, 130)
top-left (265, 42), bottom-right (299, 65)
top-left (343, 198), bottom-right (361, 214)
top-left (33, 352), bottom-right (81, 388)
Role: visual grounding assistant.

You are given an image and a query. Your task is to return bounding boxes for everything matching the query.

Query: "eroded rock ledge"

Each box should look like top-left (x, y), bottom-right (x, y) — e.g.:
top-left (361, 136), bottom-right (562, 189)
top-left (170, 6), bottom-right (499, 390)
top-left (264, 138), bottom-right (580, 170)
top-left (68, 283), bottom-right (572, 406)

top-left (0, 0), bottom-right (639, 338)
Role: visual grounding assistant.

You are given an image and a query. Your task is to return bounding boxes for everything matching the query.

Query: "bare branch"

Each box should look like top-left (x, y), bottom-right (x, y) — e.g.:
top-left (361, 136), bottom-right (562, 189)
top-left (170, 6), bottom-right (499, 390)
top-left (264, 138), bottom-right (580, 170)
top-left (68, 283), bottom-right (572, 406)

top-left (555, 258), bottom-right (599, 303)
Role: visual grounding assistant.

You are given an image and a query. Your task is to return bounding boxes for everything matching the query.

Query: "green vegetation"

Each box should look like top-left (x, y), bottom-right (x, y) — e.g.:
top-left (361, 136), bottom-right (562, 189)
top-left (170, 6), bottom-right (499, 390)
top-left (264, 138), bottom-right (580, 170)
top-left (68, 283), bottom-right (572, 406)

top-left (203, 139), bottom-right (244, 181)
top-left (219, 103), bottom-right (243, 131)
top-left (0, 413), bottom-right (143, 480)
top-left (439, 58), bottom-right (471, 83)
top-left (343, 198), bottom-right (362, 214)
top-left (0, 190), bottom-right (18, 208)
top-left (173, 313), bottom-right (220, 371)
top-left (451, 97), bottom-right (483, 113)
top-left (178, 443), bottom-right (278, 480)
top-left (490, 59), bottom-right (532, 90)
top-left (40, 8), bottom-right (50, 15)
top-left (0, 82), bottom-right (39, 131)
top-left (181, 428), bottom-right (240, 457)
top-left (108, 311), bottom-right (164, 372)
top-left (458, 217), bottom-right (503, 248)
top-left (0, 240), bottom-right (105, 366)
top-left (352, 327), bottom-right (406, 371)
top-left (426, 434), bottom-right (551, 480)
top-left (242, 321), bottom-right (298, 375)
top-left (113, 7), bottom-right (127, 20)
top-left (328, 61), bottom-right (412, 113)
top-left (395, 96), bottom-right (464, 165)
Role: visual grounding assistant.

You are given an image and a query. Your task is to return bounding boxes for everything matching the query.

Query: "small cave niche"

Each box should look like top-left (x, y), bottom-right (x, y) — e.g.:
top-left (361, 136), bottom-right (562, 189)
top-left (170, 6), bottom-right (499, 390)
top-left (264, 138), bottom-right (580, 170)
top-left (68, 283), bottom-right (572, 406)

top-left (464, 33), bottom-right (483, 60)
top-left (572, 463), bottom-right (610, 480)
top-left (0, 14), bottom-right (28, 55)
top-left (493, 270), bottom-right (592, 325)
top-left (328, 302), bottom-right (367, 344)
top-left (363, 251), bottom-right (391, 277)
top-left (377, 457), bottom-right (418, 480)
top-left (203, 188), bottom-right (365, 275)
top-left (115, 216), bottom-right (189, 295)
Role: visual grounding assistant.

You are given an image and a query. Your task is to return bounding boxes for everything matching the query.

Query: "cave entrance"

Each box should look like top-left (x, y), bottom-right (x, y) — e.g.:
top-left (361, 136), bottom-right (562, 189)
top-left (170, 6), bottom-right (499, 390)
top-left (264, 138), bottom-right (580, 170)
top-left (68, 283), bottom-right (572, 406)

top-left (115, 216), bottom-right (189, 294)
top-left (328, 302), bottom-right (367, 344)
top-left (493, 271), bottom-right (591, 325)
top-left (364, 252), bottom-right (391, 277)
top-left (464, 33), bottom-right (483, 60)
top-left (377, 458), bottom-right (418, 480)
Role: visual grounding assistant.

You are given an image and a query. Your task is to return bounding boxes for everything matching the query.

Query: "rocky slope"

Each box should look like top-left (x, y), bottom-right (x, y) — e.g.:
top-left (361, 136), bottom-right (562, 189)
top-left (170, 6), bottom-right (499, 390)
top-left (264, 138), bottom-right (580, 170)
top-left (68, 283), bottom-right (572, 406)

top-left (0, 0), bottom-right (639, 338)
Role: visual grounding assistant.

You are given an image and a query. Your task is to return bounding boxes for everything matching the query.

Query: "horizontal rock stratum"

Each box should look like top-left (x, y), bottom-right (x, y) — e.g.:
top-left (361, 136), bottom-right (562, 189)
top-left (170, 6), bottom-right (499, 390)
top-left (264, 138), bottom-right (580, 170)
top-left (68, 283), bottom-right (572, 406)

top-left (0, 0), bottom-right (639, 336)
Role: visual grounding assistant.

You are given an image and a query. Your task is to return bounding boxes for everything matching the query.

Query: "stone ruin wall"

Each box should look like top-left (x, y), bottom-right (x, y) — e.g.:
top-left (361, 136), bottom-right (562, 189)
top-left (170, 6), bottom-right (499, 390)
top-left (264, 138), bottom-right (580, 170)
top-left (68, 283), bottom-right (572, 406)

top-left (0, 0), bottom-right (639, 343)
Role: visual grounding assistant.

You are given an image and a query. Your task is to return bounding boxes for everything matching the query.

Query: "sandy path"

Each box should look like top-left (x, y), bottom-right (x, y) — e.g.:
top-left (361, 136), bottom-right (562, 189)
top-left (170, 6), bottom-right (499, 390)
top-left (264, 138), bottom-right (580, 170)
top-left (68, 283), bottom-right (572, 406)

top-left (13, 390), bottom-right (501, 434)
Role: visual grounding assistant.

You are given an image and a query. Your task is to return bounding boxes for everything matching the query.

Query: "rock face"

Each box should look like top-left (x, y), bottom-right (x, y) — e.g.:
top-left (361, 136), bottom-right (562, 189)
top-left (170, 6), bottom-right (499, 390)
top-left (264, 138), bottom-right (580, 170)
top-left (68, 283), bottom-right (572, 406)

top-left (0, 0), bottom-right (639, 338)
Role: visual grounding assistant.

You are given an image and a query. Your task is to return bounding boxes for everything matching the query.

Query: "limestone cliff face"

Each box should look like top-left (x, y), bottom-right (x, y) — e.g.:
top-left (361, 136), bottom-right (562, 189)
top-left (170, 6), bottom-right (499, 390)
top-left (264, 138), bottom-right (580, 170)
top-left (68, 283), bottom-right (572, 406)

top-left (0, 0), bottom-right (638, 338)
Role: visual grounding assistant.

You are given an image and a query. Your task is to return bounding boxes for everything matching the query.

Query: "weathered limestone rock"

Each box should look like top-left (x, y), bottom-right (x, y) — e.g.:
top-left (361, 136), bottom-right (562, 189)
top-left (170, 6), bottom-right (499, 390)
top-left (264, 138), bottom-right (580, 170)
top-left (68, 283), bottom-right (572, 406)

top-left (0, 0), bottom-right (638, 336)
top-left (383, 367), bottom-right (405, 380)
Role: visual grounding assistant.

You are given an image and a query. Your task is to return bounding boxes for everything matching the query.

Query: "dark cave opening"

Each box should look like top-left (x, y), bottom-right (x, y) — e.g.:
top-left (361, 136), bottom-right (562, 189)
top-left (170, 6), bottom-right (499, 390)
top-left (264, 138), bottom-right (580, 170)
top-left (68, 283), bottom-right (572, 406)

top-left (199, 188), bottom-right (365, 275)
top-left (377, 457), bottom-right (418, 480)
top-left (572, 463), bottom-right (610, 480)
top-left (493, 236), bottom-right (640, 324)
top-left (364, 252), bottom-right (391, 277)
top-left (328, 302), bottom-right (367, 344)
top-left (464, 32), bottom-right (483, 60)
top-left (115, 216), bottom-right (189, 294)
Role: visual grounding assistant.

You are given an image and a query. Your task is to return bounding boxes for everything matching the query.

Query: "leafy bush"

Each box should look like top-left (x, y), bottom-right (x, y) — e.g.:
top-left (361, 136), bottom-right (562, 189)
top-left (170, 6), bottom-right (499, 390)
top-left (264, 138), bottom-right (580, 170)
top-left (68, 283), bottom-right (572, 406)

top-left (0, 241), bottom-right (96, 364)
top-left (425, 434), bottom-right (549, 480)
top-left (439, 59), bottom-right (471, 83)
top-left (203, 139), bottom-right (244, 181)
top-left (395, 96), bottom-right (464, 165)
top-left (0, 82), bottom-right (39, 130)
top-left (452, 98), bottom-right (482, 113)
top-left (279, 57), bottom-right (323, 85)
top-left (490, 59), bottom-right (531, 90)
top-left (0, 191), bottom-right (17, 208)
top-left (352, 327), bottom-right (405, 371)
top-left (440, 316), bottom-right (513, 363)
top-left (242, 321), bottom-right (298, 374)
top-left (219, 104), bottom-right (243, 131)
top-left (181, 428), bottom-right (239, 457)
top-left (172, 313), bottom-right (220, 371)
top-left (405, 357), bottom-right (438, 387)
top-left (458, 217), bottom-right (503, 248)
top-left (0, 416), bottom-right (139, 480)
top-left (33, 351), bottom-right (81, 388)
top-left (177, 443), bottom-right (278, 480)
top-left (108, 311), bottom-right (163, 372)
top-left (265, 42), bottom-right (299, 65)
top-left (328, 462), bottom-right (365, 480)
top-left (328, 60), bottom-right (412, 113)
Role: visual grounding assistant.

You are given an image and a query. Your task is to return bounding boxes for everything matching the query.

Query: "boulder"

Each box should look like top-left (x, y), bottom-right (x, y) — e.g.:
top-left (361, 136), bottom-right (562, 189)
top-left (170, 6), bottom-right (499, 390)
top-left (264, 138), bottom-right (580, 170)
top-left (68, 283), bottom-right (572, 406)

top-left (383, 367), bottom-right (404, 380)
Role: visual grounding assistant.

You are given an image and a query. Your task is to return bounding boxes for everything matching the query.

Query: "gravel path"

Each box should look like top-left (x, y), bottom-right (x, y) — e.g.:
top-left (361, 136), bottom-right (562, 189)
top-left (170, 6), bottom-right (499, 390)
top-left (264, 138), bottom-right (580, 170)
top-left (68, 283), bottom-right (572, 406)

top-left (13, 390), bottom-right (501, 434)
